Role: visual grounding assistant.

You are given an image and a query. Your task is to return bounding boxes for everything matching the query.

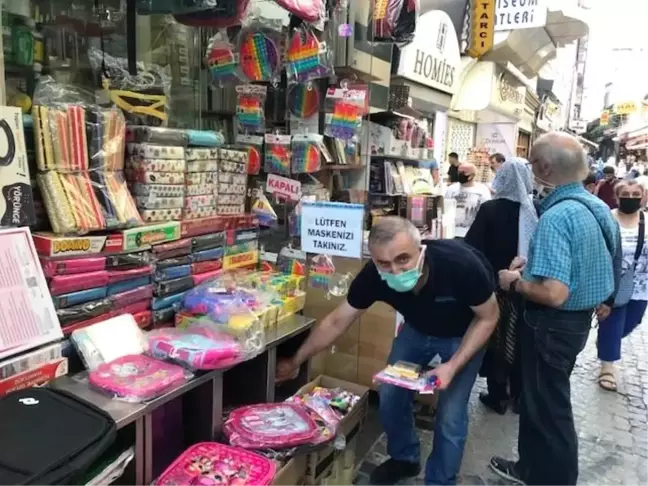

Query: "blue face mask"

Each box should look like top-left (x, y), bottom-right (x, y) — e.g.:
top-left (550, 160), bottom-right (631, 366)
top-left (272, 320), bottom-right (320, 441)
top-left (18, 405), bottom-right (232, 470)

top-left (378, 248), bottom-right (425, 293)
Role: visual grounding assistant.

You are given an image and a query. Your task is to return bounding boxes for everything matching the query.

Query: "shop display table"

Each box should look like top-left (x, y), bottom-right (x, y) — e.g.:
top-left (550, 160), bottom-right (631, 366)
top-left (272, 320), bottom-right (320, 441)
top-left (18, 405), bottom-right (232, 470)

top-left (49, 314), bottom-right (316, 485)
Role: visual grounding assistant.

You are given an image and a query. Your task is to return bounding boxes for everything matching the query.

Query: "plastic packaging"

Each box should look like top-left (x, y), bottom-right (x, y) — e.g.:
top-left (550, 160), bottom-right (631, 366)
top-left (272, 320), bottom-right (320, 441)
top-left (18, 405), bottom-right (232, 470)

top-left (192, 270), bottom-right (223, 286)
top-left (235, 134), bottom-right (263, 175)
top-left (308, 254), bottom-right (335, 289)
top-left (291, 134), bottom-right (323, 173)
top-left (324, 88), bottom-right (366, 141)
top-left (155, 256), bottom-right (192, 269)
top-left (264, 134), bottom-right (291, 175)
top-left (373, 361), bottom-right (438, 393)
top-left (191, 259), bottom-right (223, 275)
top-left (49, 271), bottom-right (109, 296)
top-left (224, 403), bottom-right (320, 449)
top-left (40, 256), bottom-right (106, 277)
top-left (153, 442), bottom-right (275, 486)
top-left (130, 183), bottom-right (185, 199)
top-left (57, 298), bottom-right (114, 326)
top-left (155, 264), bottom-right (192, 282)
top-left (52, 287), bottom-right (108, 309)
top-left (272, 0), bottom-right (324, 23)
top-left (236, 85), bottom-right (267, 134)
top-left (370, 0), bottom-right (419, 43)
top-left (111, 285), bottom-right (155, 308)
top-left (155, 276), bottom-right (194, 297)
top-left (126, 156), bottom-right (187, 173)
top-left (107, 276), bottom-right (152, 296)
top-left (173, 0), bottom-right (250, 28)
top-left (148, 326), bottom-right (243, 370)
top-left (206, 33), bottom-right (238, 87)
top-left (192, 232), bottom-right (226, 251)
top-left (133, 310), bottom-right (152, 329)
top-left (287, 84), bottom-right (320, 119)
top-left (192, 247), bottom-right (225, 263)
top-left (105, 251), bottom-right (153, 269)
top-left (108, 266), bottom-right (153, 284)
top-left (237, 25), bottom-right (281, 83)
top-left (152, 291), bottom-right (188, 311)
top-left (186, 130), bottom-right (224, 147)
top-left (126, 126), bottom-right (189, 146)
top-left (89, 354), bottom-right (189, 402)
top-left (251, 192), bottom-right (278, 227)
top-left (286, 26), bottom-right (333, 85)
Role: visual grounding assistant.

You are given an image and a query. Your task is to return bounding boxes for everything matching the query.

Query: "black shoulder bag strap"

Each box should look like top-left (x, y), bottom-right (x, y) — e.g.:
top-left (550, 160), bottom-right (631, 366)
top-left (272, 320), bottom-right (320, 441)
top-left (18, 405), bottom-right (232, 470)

top-left (632, 212), bottom-right (645, 268)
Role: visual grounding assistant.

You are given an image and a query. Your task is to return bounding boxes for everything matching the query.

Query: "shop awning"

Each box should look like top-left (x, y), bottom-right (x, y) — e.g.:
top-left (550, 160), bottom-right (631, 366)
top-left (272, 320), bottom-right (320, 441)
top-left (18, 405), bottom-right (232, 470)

top-left (483, 4), bottom-right (589, 78)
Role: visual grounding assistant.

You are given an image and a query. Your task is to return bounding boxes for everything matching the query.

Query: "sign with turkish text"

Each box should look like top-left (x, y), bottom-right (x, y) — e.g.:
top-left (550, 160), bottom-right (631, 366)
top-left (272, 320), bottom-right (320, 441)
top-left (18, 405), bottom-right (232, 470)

top-left (600, 111), bottom-right (610, 126)
top-left (476, 123), bottom-right (517, 158)
top-left (495, 0), bottom-right (548, 31)
top-left (396, 11), bottom-right (461, 94)
top-left (467, 0), bottom-right (495, 58)
top-left (266, 174), bottom-right (302, 201)
top-left (300, 202), bottom-right (364, 258)
top-left (569, 120), bottom-right (587, 134)
top-left (223, 250), bottom-right (259, 270)
top-left (613, 101), bottom-right (638, 115)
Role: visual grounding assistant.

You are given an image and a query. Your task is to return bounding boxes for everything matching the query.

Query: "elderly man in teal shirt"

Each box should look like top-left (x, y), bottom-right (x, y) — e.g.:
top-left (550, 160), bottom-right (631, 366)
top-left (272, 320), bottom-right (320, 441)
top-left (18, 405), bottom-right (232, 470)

top-left (490, 132), bottom-right (620, 486)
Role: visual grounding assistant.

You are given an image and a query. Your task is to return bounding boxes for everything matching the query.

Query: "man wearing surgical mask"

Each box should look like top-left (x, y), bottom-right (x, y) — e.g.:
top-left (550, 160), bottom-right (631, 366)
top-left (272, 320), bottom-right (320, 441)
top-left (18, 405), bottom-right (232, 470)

top-left (445, 163), bottom-right (492, 237)
top-left (276, 217), bottom-right (499, 485)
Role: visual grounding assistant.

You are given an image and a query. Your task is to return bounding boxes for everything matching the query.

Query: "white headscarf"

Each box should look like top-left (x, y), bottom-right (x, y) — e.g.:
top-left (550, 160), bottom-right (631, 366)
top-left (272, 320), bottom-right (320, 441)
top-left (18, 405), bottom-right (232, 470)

top-left (492, 158), bottom-right (538, 258)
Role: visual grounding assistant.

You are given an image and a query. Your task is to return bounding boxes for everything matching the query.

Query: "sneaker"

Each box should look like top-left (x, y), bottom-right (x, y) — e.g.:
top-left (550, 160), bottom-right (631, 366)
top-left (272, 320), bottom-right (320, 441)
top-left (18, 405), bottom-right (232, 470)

top-left (369, 458), bottom-right (421, 485)
top-left (479, 392), bottom-right (508, 415)
top-left (489, 457), bottom-right (525, 484)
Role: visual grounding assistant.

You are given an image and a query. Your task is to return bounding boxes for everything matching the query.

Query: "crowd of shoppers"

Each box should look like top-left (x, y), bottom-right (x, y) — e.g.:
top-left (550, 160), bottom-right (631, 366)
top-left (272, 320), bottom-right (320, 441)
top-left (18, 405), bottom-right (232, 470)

top-left (276, 131), bottom-right (643, 486)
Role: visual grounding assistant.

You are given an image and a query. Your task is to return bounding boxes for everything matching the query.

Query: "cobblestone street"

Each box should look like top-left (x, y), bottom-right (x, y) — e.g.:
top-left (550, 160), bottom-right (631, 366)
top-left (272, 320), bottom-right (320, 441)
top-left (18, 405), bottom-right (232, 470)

top-left (354, 319), bottom-right (648, 485)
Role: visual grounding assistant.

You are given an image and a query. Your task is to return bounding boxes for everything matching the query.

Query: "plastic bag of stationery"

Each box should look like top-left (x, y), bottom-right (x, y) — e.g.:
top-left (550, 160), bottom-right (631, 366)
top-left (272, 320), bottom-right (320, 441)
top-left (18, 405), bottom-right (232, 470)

top-left (323, 87), bottom-right (366, 141)
top-left (368, 0), bottom-right (419, 44)
top-left (88, 47), bottom-right (172, 127)
top-left (175, 278), bottom-right (266, 363)
top-left (32, 76), bottom-right (128, 172)
top-left (37, 170), bottom-right (142, 235)
top-left (70, 314), bottom-right (192, 402)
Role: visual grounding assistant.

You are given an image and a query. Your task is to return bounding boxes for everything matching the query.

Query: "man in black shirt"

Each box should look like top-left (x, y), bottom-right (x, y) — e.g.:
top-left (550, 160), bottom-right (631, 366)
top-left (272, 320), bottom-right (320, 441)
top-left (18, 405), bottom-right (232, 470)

top-left (448, 152), bottom-right (460, 183)
top-left (276, 217), bottom-right (499, 485)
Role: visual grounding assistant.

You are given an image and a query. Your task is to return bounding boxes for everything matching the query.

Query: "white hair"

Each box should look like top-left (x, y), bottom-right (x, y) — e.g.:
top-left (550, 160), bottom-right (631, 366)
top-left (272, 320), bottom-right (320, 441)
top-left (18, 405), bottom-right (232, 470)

top-left (368, 217), bottom-right (421, 248)
top-left (531, 132), bottom-right (588, 181)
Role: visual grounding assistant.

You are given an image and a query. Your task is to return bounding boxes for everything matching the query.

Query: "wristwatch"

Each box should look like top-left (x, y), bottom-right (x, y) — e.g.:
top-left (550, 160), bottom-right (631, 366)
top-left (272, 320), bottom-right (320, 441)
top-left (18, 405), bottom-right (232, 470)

top-left (510, 278), bottom-right (520, 293)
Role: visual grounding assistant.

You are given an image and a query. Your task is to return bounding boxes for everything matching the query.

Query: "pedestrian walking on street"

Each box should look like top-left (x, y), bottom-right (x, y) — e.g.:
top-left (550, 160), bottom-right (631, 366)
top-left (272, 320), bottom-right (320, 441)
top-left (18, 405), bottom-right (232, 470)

top-left (492, 132), bottom-right (620, 485)
top-left (465, 158), bottom-right (538, 415)
top-left (595, 165), bottom-right (619, 209)
top-left (597, 180), bottom-right (647, 392)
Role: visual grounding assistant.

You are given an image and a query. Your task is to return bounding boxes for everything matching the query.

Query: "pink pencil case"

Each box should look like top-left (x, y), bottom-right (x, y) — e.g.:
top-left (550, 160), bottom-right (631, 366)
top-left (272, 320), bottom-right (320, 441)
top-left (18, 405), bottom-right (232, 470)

top-left (107, 266), bottom-right (154, 283)
top-left (49, 271), bottom-right (109, 296)
top-left (153, 442), bottom-right (275, 486)
top-left (192, 270), bottom-right (222, 286)
top-left (40, 256), bottom-right (106, 277)
top-left (119, 300), bottom-right (151, 315)
top-left (148, 328), bottom-right (242, 370)
top-left (111, 285), bottom-right (154, 307)
top-left (89, 354), bottom-right (187, 401)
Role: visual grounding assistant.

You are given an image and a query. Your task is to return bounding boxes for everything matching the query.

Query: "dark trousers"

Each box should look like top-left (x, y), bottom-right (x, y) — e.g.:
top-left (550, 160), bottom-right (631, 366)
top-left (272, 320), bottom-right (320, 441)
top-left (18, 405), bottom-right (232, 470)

top-left (517, 306), bottom-right (591, 485)
top-left (486, 337), bottom-right (521, 401)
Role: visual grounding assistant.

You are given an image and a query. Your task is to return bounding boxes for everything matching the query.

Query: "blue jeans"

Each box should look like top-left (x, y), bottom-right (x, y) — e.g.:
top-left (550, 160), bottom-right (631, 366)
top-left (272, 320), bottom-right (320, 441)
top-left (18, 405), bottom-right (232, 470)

top-left (378, 323), bottom-right (484, 485)
top-left (597, 299), bottom-right (647, 362)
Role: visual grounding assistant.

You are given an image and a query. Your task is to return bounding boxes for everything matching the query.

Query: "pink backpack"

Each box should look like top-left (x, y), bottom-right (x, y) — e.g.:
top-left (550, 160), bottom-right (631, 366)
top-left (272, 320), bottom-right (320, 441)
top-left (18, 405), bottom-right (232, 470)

top-left (224, 403), bottom-right (320, 449)
top-left (154, 442), bottom-right (275, 486)
top-left (88, 354), bottom-right (186, 401)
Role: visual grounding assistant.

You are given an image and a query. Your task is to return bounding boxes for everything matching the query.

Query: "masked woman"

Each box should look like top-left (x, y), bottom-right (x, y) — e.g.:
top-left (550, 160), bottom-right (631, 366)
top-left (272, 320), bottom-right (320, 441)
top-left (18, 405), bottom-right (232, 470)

top-left (597, 180), bottom-right (647, 391)
top-left (465, 159), bottom-right (538, 414)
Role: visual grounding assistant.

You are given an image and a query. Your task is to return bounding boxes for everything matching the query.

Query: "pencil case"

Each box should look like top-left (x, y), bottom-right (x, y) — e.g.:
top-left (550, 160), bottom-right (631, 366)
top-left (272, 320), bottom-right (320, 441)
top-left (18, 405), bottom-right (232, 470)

top-left (57, 298), bottom-right (114, 326)
top-left (183, 206), bottom-right (218, 220)
top-left (185, 147), bottom-right (218, 161)
top-left (49, 271), bottom-right (109, 296)
top-left (185, 172), bottom-right (214, 185)
top-left (192, 232), bottom-right (226, 251)
top-left (154, 276), bottom-right (194, 297)
top-left (140, 208), bottom-right (183, 223)
top-left (126, 126), bottom-right (189, 146)
top-left (127, 143), bottom-right (185, 159)
top-left (126, 169), bottom-right (185, 185)
top-left (105, 252), bottom-right (152, 269)
top-left (186, 160), bottom-right (218, 173)
top-left (127, 156), bottom-right (186, 173)
top-left (192, 270), bottom-right (222, 286)
top-left (107, 276), bottom-right (152, 296)
top-left (153, 306), bottom-right (177, 325)
top-left (154, 264), bottom-right (192, 282)
top-left (52, 287), bottom-right (108, 309)
top-left (108, 266), bottom-right (153, 284)
top-left (40, 256), bottom-right (106, 277)
top-left (130, 183), bottom-right (185, 198)
top-left (192, 247), bottom-right (225, 263)
top-left (152, 291), bottom-right (188, 311)
top-left (155, 256), bottom-right (192, 269)
top-left (191, 259), bottom-right (223, 275)
top-left (185, 183), bottom-right (214, 196)
top-left (111, 285), bottom-right (155, 308)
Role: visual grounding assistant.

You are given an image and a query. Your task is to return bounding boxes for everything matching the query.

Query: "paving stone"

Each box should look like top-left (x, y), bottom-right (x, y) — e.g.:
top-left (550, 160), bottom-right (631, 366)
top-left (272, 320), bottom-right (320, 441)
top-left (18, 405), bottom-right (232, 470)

top-left (354, 315), bottom-right (648, 485)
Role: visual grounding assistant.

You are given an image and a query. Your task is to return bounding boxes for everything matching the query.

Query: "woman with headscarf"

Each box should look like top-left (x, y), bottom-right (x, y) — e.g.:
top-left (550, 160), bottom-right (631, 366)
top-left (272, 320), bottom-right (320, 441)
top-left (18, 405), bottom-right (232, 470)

top-left (465, 158), bottom-right (539, 414)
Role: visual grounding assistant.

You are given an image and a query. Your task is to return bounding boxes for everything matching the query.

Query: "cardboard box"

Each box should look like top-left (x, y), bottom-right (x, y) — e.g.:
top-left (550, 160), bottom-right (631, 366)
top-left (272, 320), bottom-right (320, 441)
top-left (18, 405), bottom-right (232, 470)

top-left (296, 375), bottom-right (369, 484)
top-left (0, 106), bottom-right (36, 227)
top-left (272, 455), bottom-right (307, 485)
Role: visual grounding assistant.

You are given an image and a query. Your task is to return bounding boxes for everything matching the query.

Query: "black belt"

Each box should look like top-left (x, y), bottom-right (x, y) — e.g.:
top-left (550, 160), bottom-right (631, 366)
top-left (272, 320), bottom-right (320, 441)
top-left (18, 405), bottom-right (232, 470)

top-left (525, 300), bottom-right (593, 316)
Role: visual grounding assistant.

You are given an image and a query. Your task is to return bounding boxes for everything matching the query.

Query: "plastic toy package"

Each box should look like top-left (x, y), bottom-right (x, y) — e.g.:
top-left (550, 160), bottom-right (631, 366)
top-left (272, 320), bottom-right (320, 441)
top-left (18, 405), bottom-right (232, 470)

top-left (323, 88), bottom-right (366, 141)
top-left (235, 85), bottom-right (267, 135)
top-left (308, 254), bottom-right (335, 289)
top-left (264, 134), bottom-right (291, 175)
top-left (277, 247), bottom-right (307, 276)
top-left (147, 325), bottom-right (244, 371)
top-left (224, 403), bottom-right (321, 449)
top-left (236, 21), bottom-right (282, 84)
top-left (286, 26), bottom-right (333, 86)
top-left (88, 47), bottom-right (171, 127)
top-left (205, 32), bottom-right (238, 87)
top-left (373, 361), bottom-right (439, 394)
top-left (251, 192), bottom-right (277, 227)
top-left (235, 134), bottom-right (263, 175)
top-left (89, 354), bottom-right (190, 402)
top-left (287, 84), bottom-right (320, 120)
top-left (291, 134), bottom-right (322, 173)
top-left (153, 442), bottom-right (275, 486)
top-left (177, 280), bottom-right (267, 360)
top-left (369, 0), bottom-right (419, 44)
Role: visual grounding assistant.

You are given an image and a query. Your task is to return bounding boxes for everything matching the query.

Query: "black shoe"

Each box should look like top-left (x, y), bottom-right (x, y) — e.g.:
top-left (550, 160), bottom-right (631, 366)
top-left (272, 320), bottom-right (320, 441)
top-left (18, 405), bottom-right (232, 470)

top-left (511, 397), bottom-right (520, 415)
top-left (489, 456), bottom-right (525, 484)
top-left (369, 458), bottom-right (421, 485)
top-left (479, 392), bottom-right (508, 415)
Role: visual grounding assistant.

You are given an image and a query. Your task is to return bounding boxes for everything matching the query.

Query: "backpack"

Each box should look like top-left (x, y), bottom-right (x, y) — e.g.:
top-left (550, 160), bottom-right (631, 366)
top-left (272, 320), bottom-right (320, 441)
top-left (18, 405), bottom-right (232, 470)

top-left (0, 388), bottom-right (117, 484)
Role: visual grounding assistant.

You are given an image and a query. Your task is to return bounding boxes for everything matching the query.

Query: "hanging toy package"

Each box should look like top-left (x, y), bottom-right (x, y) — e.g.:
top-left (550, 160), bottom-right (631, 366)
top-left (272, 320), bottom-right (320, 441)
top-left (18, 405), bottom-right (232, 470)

top-left (264, 134), bottom-right (292, 175)
top-left (236, 85), bottom-right (267, 135)
top-left (271, 0), bottom-right (325, 24)
top-left (291, 134), bottom-right (322, 174)
top-left (205, 32), bottom-right (238, 87)
top-left (235, 134), bottom-right (264, 175)
top-left (277, 246), bottom-right (307, 276)
top-left (251, 190), bottom-right (278, 227)
top-left (286, 26), bottom-right (334, 85)
top-left (308, 254), bottom-right (335, 289)
top-left (369, 0), bottom-right (419, 44)
top-left (173, 0), bottom-right (250, 28)
top-left (287, 84), bottom-right (321, 120)
top-left (237, 20), bottom-right (282, 83)
top-left (324, 87), bottom-right (366, 141)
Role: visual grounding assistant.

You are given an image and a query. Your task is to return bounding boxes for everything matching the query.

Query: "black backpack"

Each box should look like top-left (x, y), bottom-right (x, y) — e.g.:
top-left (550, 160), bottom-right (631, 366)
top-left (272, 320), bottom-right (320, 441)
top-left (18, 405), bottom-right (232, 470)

top-left (0, 388), bottom-right (117, 485)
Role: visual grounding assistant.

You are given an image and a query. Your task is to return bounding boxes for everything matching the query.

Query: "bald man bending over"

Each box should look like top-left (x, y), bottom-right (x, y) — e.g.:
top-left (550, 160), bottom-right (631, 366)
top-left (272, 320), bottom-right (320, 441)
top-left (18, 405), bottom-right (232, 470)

top-left (493, 132), bottom-right (620, 485)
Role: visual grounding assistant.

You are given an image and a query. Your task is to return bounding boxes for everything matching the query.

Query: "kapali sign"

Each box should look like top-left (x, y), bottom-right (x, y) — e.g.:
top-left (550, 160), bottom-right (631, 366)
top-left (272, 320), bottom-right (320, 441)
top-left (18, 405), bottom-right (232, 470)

top-left (396, 10), bottom-right (461, 95)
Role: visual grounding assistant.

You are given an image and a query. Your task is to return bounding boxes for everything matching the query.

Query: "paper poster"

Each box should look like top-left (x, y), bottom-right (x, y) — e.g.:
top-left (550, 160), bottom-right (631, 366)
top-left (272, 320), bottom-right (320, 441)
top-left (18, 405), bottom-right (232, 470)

top-left (476, 123), bottom-right (517, 159)
top-left (0, 227), bottom-right (63, 360)
top-left (300, 202), bottom-right (364, 258)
